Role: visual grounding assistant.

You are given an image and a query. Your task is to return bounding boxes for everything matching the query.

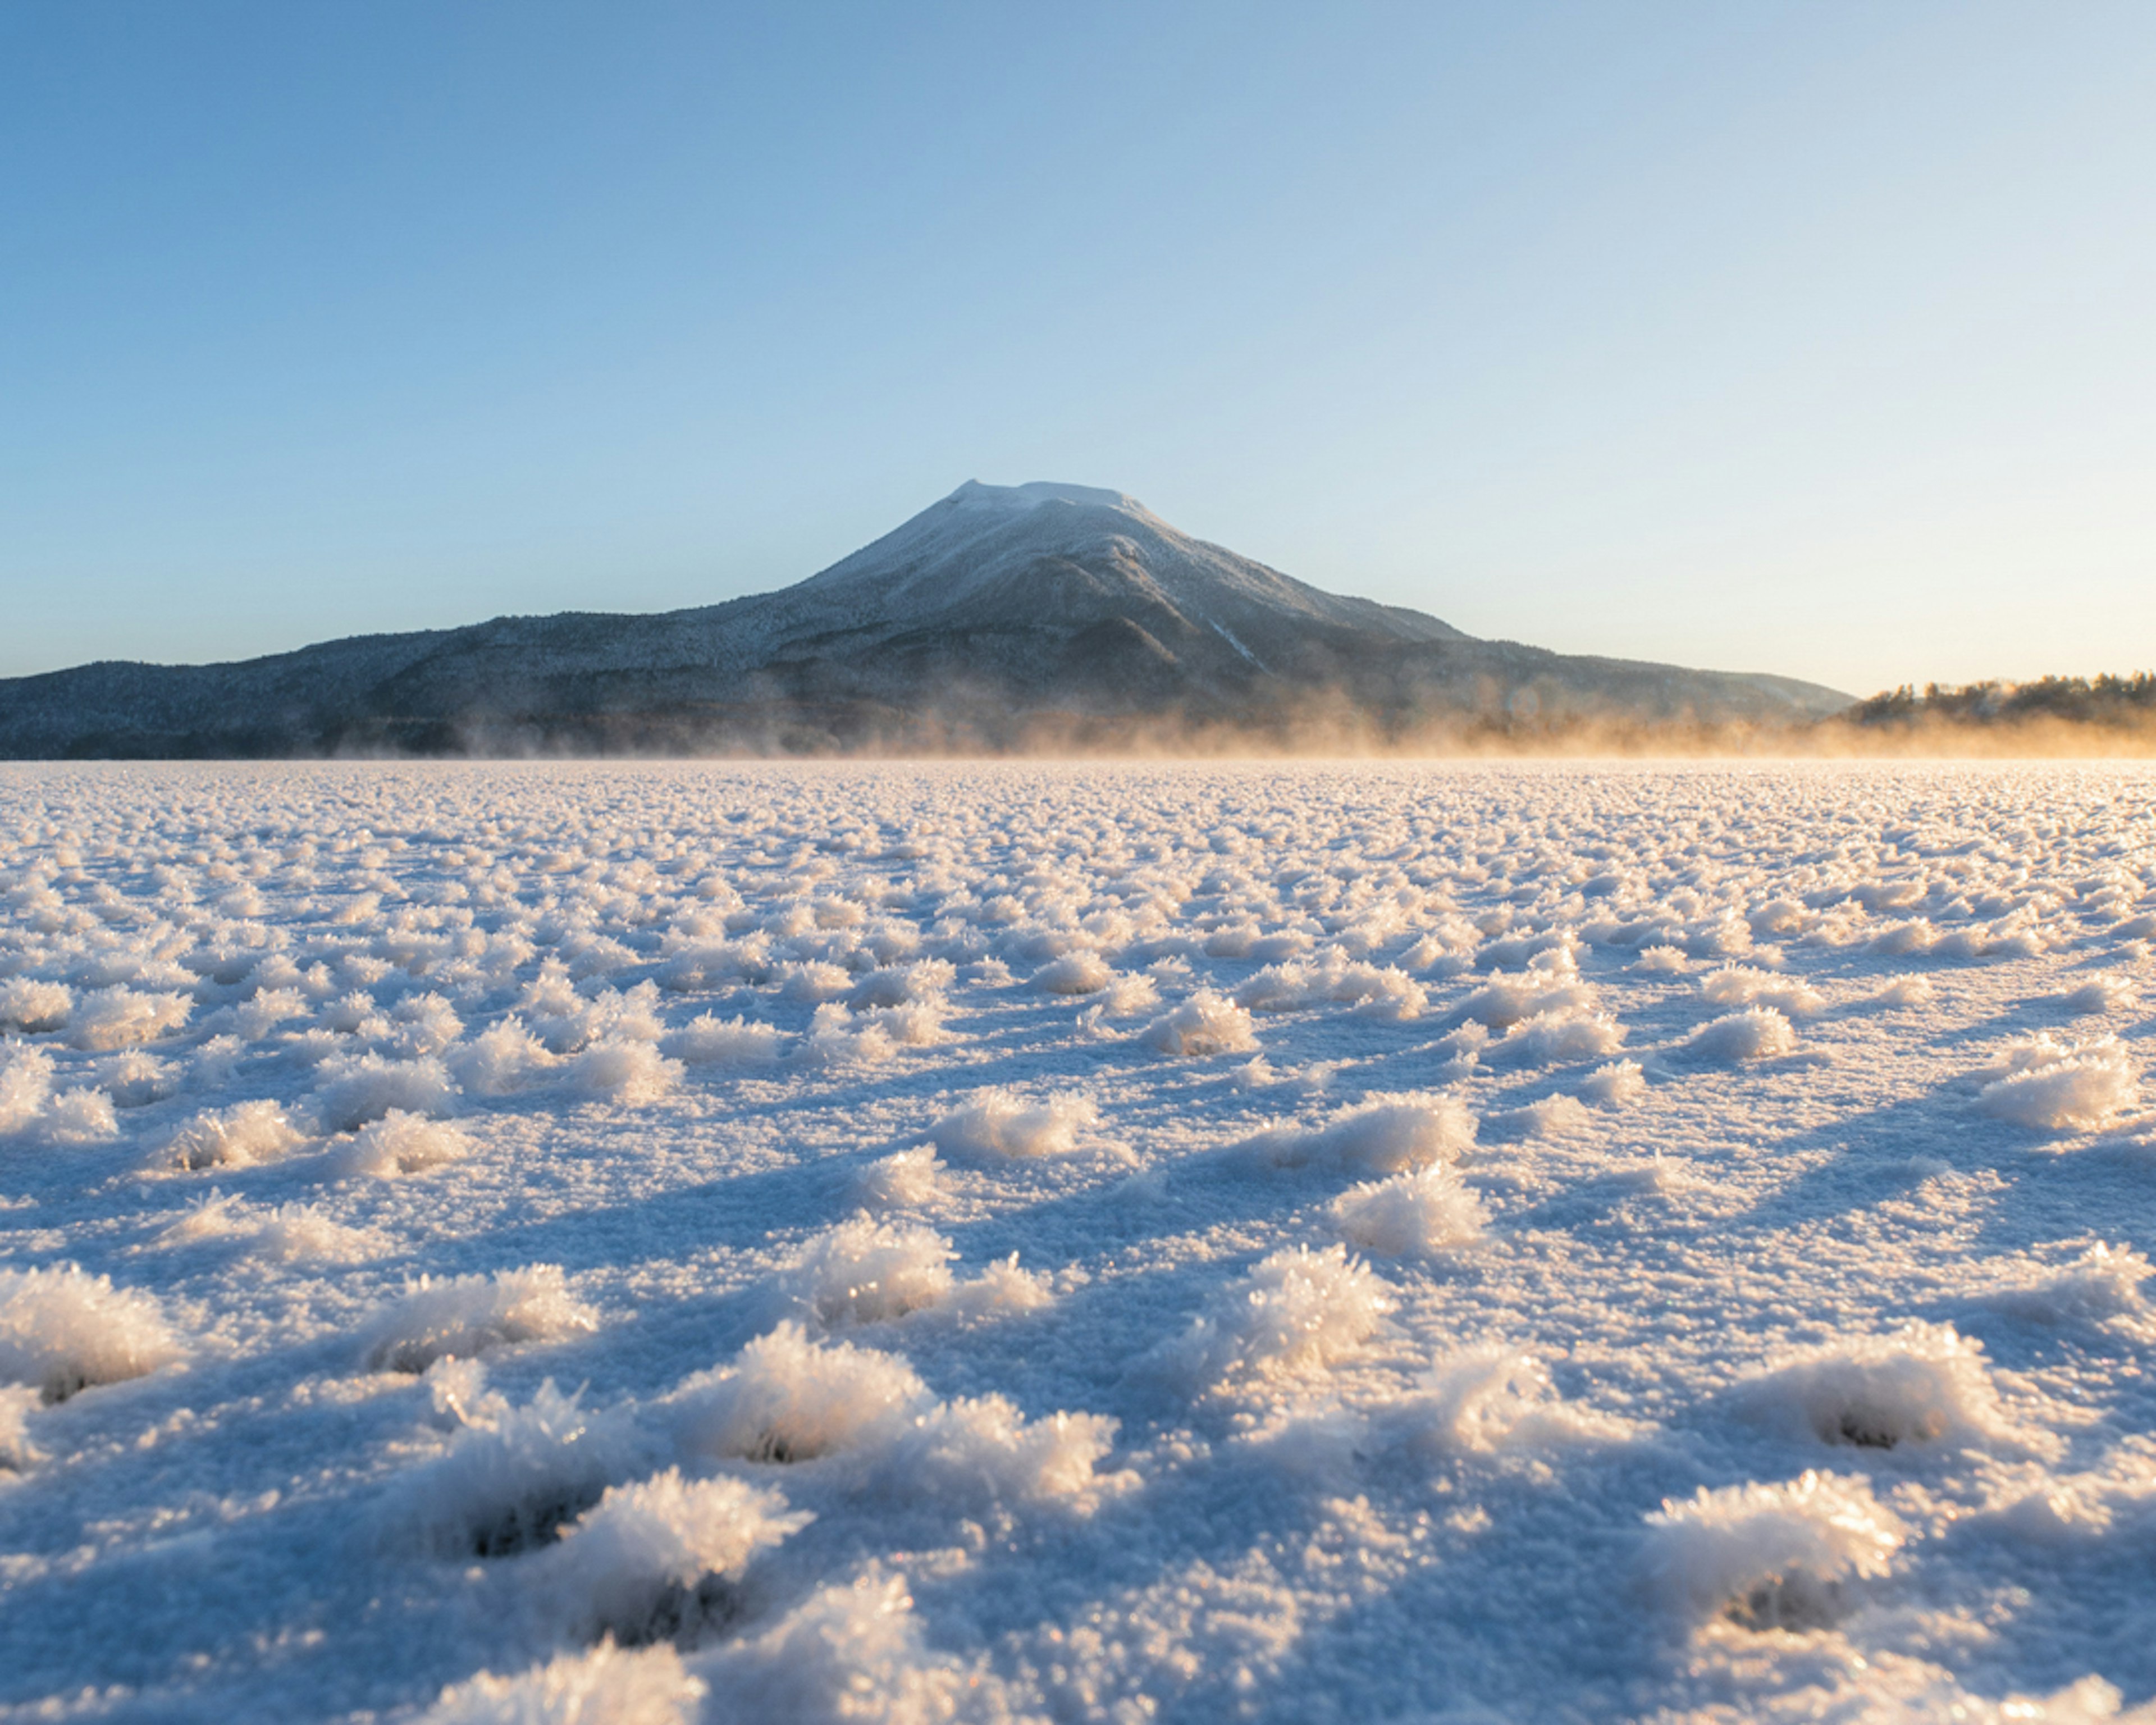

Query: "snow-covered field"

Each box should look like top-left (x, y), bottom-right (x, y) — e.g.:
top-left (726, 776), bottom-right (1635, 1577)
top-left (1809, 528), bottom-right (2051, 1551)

top-left (3, 761), bottom-right (2154, 1724)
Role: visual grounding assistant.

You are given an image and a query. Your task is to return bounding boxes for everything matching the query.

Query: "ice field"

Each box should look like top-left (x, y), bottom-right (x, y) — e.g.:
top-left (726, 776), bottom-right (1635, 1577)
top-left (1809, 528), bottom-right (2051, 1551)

top-left (3, 760), bottom-right (2155, 1724)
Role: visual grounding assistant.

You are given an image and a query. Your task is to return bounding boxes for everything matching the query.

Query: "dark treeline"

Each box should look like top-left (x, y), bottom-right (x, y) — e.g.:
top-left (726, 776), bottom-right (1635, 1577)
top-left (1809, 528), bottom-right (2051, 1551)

top-left (1852, 673), bottom-right (2156, 729)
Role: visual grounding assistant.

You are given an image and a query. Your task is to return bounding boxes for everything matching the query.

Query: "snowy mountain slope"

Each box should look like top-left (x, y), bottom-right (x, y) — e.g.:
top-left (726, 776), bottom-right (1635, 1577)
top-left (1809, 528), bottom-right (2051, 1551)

top-left (0, 482), bottom-right (1852, 755)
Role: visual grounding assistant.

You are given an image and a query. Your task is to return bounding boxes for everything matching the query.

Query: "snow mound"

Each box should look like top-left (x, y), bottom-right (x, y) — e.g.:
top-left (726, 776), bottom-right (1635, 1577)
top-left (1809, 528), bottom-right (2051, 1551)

top-left (929, 1088), bottom-right (1096, 1160)
top-left (362, 1266), bottom-right (599, 1373)
top-left (162, 1100), bottom-right (307, 1171)
top-left (1140, 991), bottom-right (1259, 1056)
top-left (1643, 1470), bottom-right (1904, 1628)
top-left (1031, 952), bottom-right (1112, 995)
top-left (100, 1049), bottom-right (178, 1108)
top-left (1497, 1009), bottom-right (1623, 1064)
top-left (1249, 1092), bottom-right (1477, 1174)
top-left (537, 1468), bottom-right (808, 1645)
top-left (879, 1393), bottom-right (1125, 1513)
top-left (1096, 972), bottom-right (1161, 1018)
top-left (698, 1570), bottom-right (996, 1725)
top-left (452, 1017), bottom-right (557, 1096)
top-left (2062, 973), bottom-right (2139, 1015)
top-left (1399, 1348), bottom-right (1628, 1454)
top-left (316, 1053), bottom-right (458, 1131)
top-left (669, 1323), bottom-right (928, 1463)
top-left (858, 1000), bottom-right (949, 1049)
top-left (0, 979), bottom-right (71, 1033)
top-left (0, 1043), bottom-right (54, 1134)
top-left (939, 1253), bottom-right (1054, 1324)
top-left (1485, 1094), bottom-right (1595, 1142)
top-left (387, 992), bottom-right (462, 1057)
top-left (67, 987), bottom-right (191, 1051)
top-left (661, 1014), bottom-right (784, 1066)
top-left (1873, 974), bottom-right (1935, 1008)
top-left (783, 1220), bottom-right (956, 1327)
top-left (166, 1194), bottom-right (384, 1262)
top-left (159, 1190), bottom-right (249, 1245)
top-left (1455, 964), bottom-right (1593, 1030)
top-left (1235, 956), bottom-right (1427, 1022)
top-left (401, 1376), bottom-right (641, 1557)
top-left (853, 1146), bottom-right (942, 1210)
top-left (345, 1110), bottom-right (472, 1178)
top-left (1165, 1245), bottom-right (1392, 1388)
top-left (846, 961), bottom-right (955, 1011)
top-left (780, 960), bottom-right (855, 1003)
top-left (1579, 1058), bottom-right (1647, 1108)
top-left (795, 1004), bottom-right (898, 1069)
top-left (1700, 966), bottom-right (1825, 1017)
top-left (422, 1640), bottom-right (703, 1725)
top-left (35, 1087), bottom-right (118, 1144)
top-left (1977, 1035), bottom-right (2139, 1130)
top-left (1984, 1243), bottom-right (2153, 1324)
top-left (1686, 1007), bottom-right (1797, 1062)
top-left (1869, 918), bottom-right (1939, 957)
top-left (0, 1265), bottom-right (180, 1402)
top-left (1332, 1164), bottom-right (1487, 1256)
top-left (1733, 1321), bottom-right (2027, 1453)
top-left (570, 1038), bottom-right (682, 1103)
top-left (252, 1203), bottom-right (384, 1262)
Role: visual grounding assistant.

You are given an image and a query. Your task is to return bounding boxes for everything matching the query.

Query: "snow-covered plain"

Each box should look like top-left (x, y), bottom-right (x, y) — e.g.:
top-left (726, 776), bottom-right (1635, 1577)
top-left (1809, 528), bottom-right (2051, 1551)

top-left (2, 761), bottom-right (2154, 1724)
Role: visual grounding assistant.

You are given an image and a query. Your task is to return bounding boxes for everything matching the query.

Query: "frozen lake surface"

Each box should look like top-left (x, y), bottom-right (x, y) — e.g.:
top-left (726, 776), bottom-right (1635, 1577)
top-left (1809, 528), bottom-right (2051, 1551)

top-left (3, 761), bottom-right (2154, 1724)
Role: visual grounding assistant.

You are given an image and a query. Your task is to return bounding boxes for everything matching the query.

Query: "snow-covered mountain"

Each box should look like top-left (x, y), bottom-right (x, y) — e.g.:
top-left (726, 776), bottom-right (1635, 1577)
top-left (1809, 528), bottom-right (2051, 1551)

top-left (793, 480), bottom-right (1463, 650)
top-left (0, 481), bottom-right (1850, 755)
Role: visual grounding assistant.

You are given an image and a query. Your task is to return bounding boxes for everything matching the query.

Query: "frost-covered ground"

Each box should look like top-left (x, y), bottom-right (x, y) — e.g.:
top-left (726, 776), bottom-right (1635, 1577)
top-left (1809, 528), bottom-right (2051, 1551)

top-left (2, 761), bottom-right (2154, 1724)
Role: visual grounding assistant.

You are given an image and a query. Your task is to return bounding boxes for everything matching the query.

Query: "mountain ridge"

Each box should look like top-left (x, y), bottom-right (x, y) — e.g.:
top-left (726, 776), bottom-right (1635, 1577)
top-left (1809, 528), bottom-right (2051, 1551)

top-left (0, 481), bottom-right (1852, 756)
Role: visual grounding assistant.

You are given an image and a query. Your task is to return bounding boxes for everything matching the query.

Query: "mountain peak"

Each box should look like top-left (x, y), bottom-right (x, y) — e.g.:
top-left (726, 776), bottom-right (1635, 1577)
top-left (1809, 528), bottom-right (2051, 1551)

top-left (945, 479), bottom-right (1143, 514)
top-left (796, 477), bottom-right (1465, 646)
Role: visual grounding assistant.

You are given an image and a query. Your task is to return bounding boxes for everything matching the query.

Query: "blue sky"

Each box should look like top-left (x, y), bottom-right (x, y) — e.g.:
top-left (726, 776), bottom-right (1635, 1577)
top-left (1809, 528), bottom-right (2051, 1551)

top-left (3, 2), bottom-right (2150, 695)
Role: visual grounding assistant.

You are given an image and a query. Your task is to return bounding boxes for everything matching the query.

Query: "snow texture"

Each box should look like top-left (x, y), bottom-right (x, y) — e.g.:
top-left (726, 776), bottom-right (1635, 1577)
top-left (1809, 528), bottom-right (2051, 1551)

top-left (3, 760), bottom-right (2156, 1721)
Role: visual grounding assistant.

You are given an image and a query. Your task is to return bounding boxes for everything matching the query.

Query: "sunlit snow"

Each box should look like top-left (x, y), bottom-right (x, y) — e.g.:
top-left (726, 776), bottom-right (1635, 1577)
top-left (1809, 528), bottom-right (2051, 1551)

top-left (2, 760), bottom-right (2154, 1722)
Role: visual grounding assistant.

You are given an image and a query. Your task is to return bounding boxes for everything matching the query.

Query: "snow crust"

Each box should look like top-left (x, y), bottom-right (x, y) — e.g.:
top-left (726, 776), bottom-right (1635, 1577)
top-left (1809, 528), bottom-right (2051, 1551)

top-left (3, 759), bottom-right (2156, 1721)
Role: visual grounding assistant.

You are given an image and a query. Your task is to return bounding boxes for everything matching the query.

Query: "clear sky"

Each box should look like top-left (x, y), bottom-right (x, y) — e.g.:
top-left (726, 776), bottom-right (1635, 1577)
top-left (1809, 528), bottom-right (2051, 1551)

top-left (3, 2), bottom-right (2151, 696)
